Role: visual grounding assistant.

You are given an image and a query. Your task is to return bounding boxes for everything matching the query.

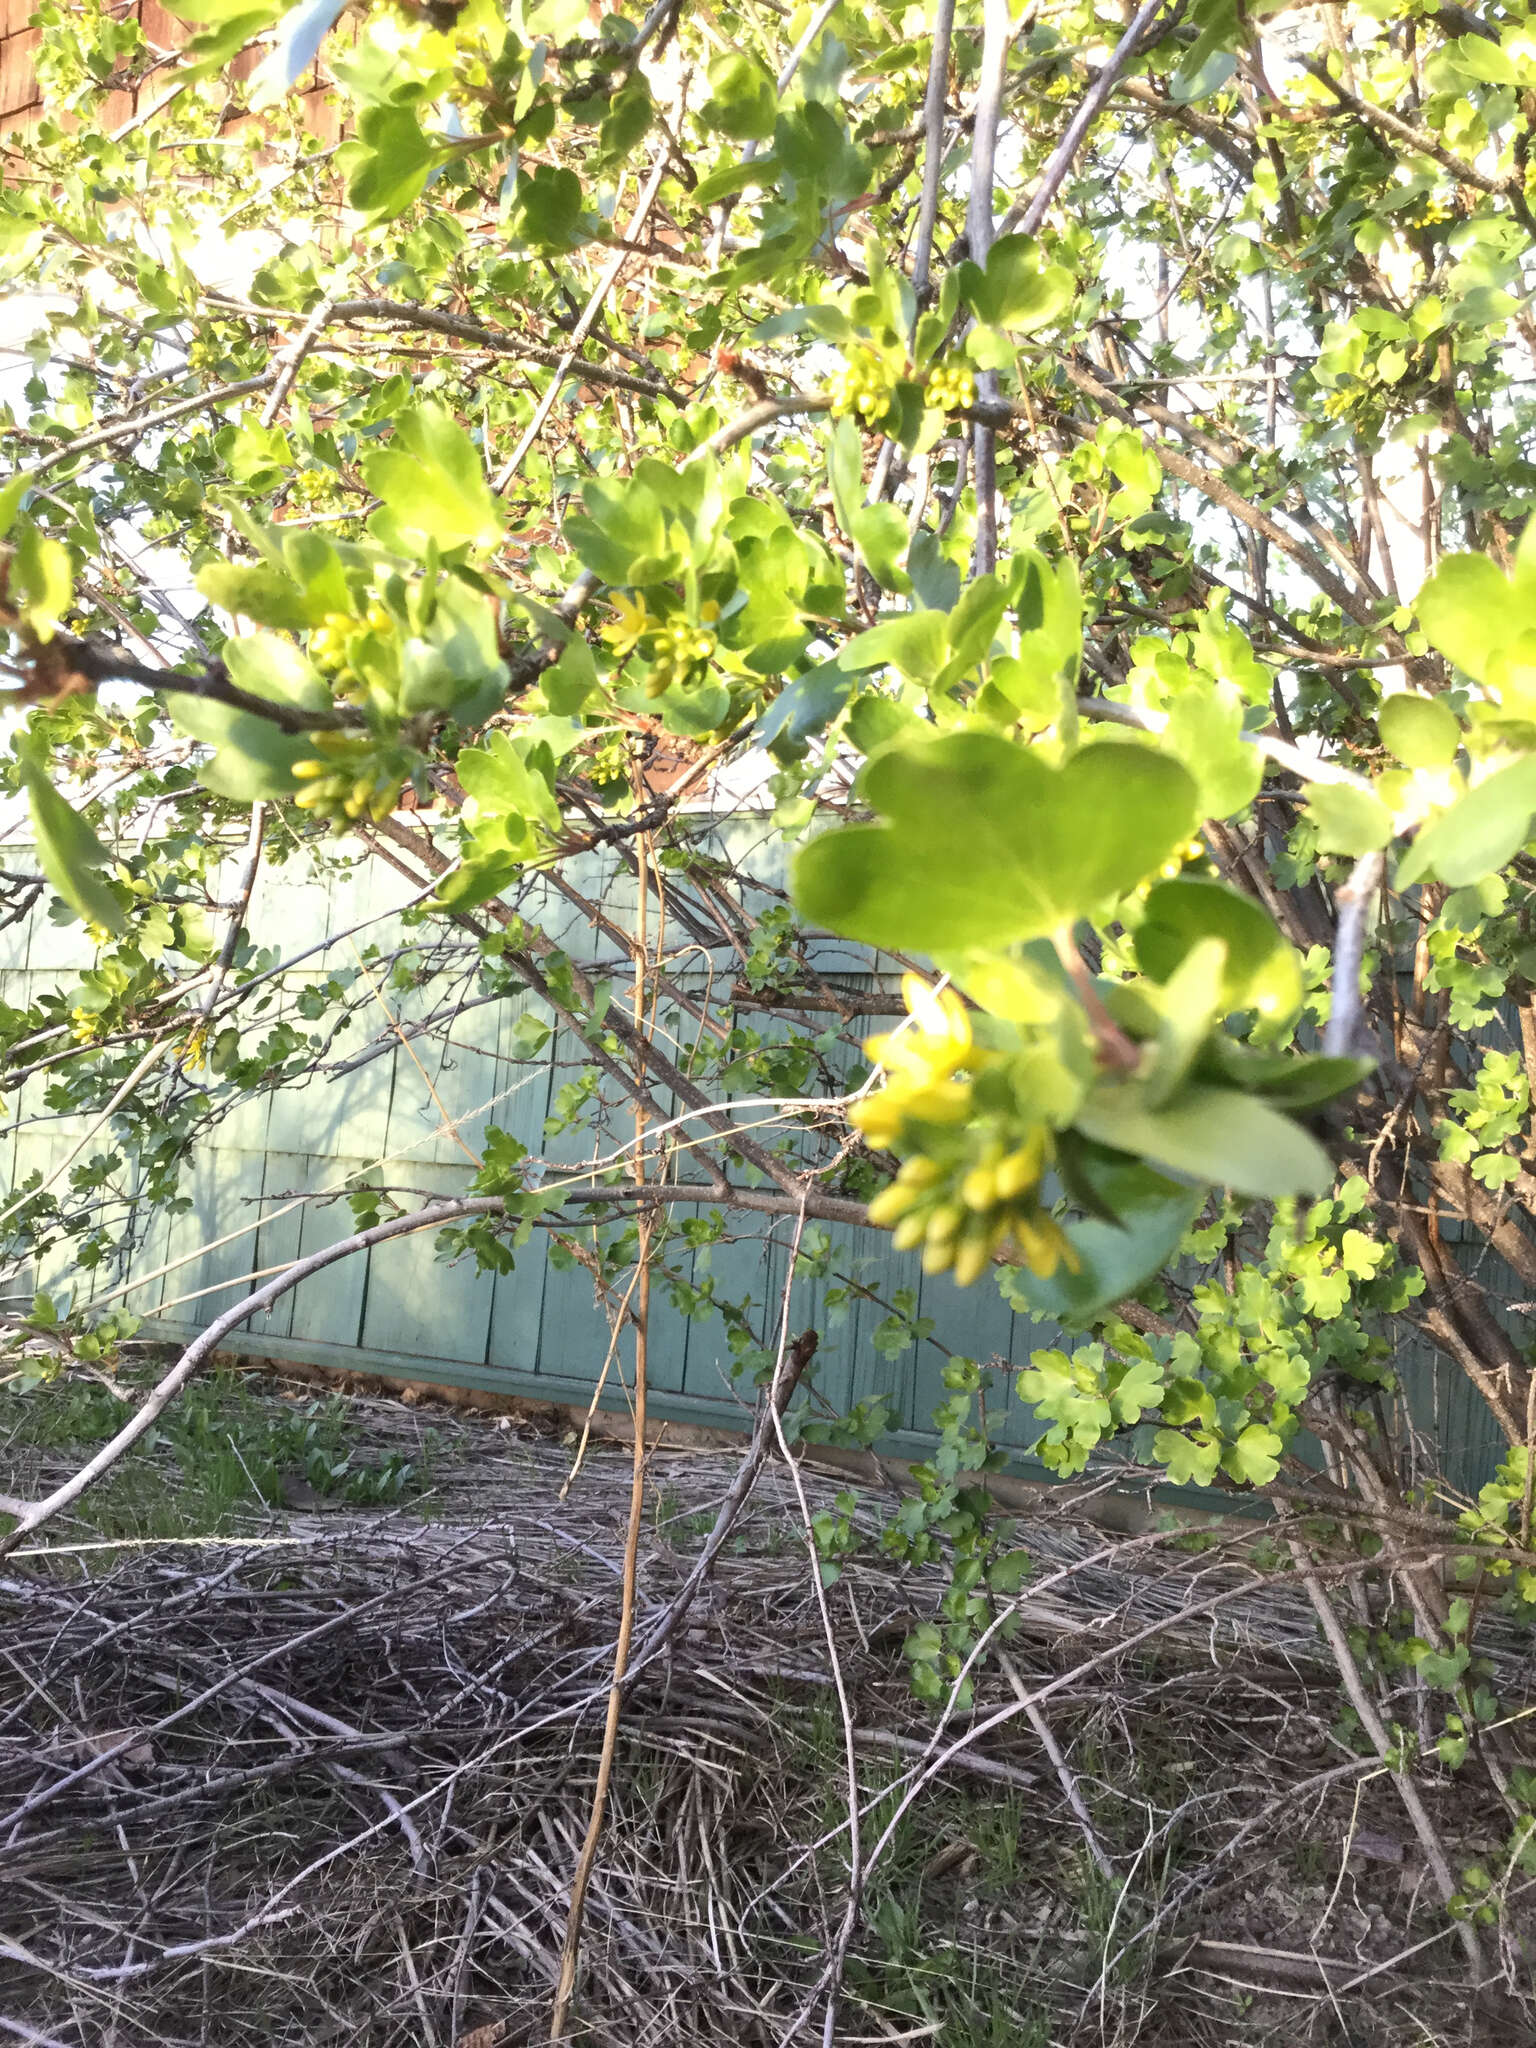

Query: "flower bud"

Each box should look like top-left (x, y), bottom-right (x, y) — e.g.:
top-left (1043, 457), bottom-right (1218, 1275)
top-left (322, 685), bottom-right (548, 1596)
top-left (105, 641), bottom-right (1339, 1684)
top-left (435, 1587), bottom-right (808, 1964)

top-left (951, 1231), bottom-right (994, 1288)
top-left (866, 1181), bottom-right (918, 1227)
top-left (896, 1156), bottom-right (943, 1189)
top-left (924, 1202), bottom-right (964, 1249)
top-left (891, 1212), bottom-right (929, 1253)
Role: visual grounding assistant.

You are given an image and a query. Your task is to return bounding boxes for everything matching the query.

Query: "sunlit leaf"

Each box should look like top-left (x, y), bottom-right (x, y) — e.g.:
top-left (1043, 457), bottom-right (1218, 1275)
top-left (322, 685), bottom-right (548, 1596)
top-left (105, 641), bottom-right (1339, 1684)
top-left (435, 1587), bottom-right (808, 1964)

top-left (795, 734), bottom-right (1199, 953)
top-left (15, 740), bottom-right (124, 933)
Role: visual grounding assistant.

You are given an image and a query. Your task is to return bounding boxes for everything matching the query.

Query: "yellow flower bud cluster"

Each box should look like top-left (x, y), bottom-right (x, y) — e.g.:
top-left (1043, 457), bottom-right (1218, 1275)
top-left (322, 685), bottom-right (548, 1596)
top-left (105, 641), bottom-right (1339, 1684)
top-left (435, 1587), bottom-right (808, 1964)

top-left (310, 603), bottom-right (393, 693)
top-left (602, 591), bottom-right (660, 660)
top-left (852, 976), bottom-right (978, 1149)
top-left (853, 976), bottom-right (1080, 1288)
top-left (925, 358), bottom-right (976, 412)
top-left (644, 620), bottom-right (717, 700)
top-left (70, 1005), bottom-right (101, 1045)
top-left (292, 731), bottom-right (413, 829)
top-left (1154, 835), bottom-right (1208, 884)
top-left (602, 594), bottom-right (719, 700)
top-left (828, 345), bottom-right (897, 425)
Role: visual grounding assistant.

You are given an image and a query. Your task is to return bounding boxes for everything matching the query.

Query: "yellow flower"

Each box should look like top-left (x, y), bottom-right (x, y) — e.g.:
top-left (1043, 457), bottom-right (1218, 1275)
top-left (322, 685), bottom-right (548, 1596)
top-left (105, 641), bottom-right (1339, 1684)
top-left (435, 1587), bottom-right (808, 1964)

top-left (1013, 1212), bottom-right (1081, 1279)
top-left (897, 1077), bottom-right (974, 1124)
top-left (850, 1074), bottom-right (971, 1148)
top-left (866, 1179), bottom-right (921, 1227)
top-left (602, 592), bottom-right (658, 660)
top-left (864, 975), bottom-right (973, 1080)
top-left (849, 1092), bottom-right (909, 1150)
top-left (902, 971), bottom-right (970, 1045)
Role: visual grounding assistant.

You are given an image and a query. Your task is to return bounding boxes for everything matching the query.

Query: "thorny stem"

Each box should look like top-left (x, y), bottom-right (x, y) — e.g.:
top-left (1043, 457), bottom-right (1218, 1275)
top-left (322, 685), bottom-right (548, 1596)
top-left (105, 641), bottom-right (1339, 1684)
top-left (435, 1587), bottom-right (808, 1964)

top-left (496, 153), bottom-right (672, 496)
top-left (1008, 0), bottom-right (1174, 238)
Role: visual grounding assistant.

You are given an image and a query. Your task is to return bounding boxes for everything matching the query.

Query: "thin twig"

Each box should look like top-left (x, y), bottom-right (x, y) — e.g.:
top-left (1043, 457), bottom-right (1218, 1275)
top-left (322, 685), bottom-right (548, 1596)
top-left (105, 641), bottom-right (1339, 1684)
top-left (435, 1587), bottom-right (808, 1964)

top-left (0, 1197), bottom-right (501, 1557)
top-left (999, 1654), bottom-right (1115, 1881)
top-left (1286, 1537), bottom-right (1485, 1975)
top-left (547, 1219), bottom-right (654, 2040)
top-left (551, 777), bottom-right (664, 2037)
top-left (259, 298), bottom-right (337, 430)
top-left (630, 1327), bottom-right (819, 1676)
top-left (766, 1204), bottom-right (865, 2048)
top-left (1007, 0), bottom-right (1172, 237)
top-left (495, 155), bottom-right (672, 496)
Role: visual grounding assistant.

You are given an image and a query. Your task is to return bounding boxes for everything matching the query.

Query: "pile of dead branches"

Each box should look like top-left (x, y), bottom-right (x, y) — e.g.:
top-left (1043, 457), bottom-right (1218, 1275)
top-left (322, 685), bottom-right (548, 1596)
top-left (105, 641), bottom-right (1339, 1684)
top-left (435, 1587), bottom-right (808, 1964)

top-left (2, 1415), bottom-right (1533, 2047)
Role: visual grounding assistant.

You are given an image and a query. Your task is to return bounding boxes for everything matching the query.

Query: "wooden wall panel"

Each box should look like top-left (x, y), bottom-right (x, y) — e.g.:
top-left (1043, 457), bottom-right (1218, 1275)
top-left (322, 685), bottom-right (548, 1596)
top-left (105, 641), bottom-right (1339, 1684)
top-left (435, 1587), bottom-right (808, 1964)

top-left (0, 22), bottom-right (41, 124)
top-left (0, 3), bottom-right (341, 137)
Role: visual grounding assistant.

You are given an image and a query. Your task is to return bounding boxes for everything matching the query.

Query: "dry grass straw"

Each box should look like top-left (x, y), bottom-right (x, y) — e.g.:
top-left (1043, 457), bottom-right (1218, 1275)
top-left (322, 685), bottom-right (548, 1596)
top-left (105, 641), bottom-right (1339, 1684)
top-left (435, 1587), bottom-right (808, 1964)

top-left (1, 1377), bottom-right (1532, 2046)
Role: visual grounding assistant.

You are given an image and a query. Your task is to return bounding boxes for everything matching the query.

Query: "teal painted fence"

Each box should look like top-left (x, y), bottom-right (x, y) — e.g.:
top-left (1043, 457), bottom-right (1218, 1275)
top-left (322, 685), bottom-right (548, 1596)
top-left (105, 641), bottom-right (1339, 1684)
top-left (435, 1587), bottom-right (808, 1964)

top-left (0, 820), bottom-right (1510, 1498)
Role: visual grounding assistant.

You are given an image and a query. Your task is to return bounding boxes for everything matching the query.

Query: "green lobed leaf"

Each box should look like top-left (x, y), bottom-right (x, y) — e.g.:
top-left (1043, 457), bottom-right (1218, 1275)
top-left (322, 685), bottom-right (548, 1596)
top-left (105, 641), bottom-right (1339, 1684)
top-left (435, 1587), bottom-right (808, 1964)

top-left (197, 562), bottom-right (313, 633)
top-left (1397, 756), bottom-right (1536, 888)
top-left (693, 153), bottom-right (780, 207)
top-left (701, 51), bottom-right (778, 140)
top-left (0, 473), bottom-right (29, 539)
top-left (1153, 1428), bottom-right (1222, 1488)
top-left (842, 610), bottom-right (947, 679)
top-left (345, 105), bottom-right (440, 223)
top-left (15, 741), bottom-right (124, 933)
top-left (167, 631), bottom-right (324, 800)
top-left (456, 730), bottom-right (560, 833)
top-left (1162, 681), bottom-right (1261, 819)
top-left (946, 574), bottom-right (1007, 669)
top-left (794, 733), bottom-right (1199, 954)
top-left (1075, 1082), bottom-right (1334, 1200)
top-left (999, 1150), bottom-right (1204, 1328)
top-left (1207, 1046), bottom-right (1373, 1110)
top-left (1139, 937), bottom-right (1229, 1110)
top-left (1414, 553), bottom-right (1512, 686)
top-left (1307, 781), bottom-right (1394, 855)
top-left (1379, 691), bottom-right (1460, 769)
top-left (542, 635), bottom-right (598, 715)
top-left (825, 415), bottom-right (864, 541)
top-left (223, 633), bottom-right (331, 715)
top-left (363, 404), bottom-right (504, 558)
top-left (960, 234), bottom-right (1074, 333)
top-left (1222, 1423), bottom-right (1284, 1487)
top-left (433, 858), bottom-right (520, 911)
top-left (848, 504), bottom-right (911, 593)
top-left (11, 525), bottom-right (72, 644)
top-left (169, 694), bottom-right (314, 802)
top-left (1135, 876), bottom-right (1302, 1022)
top-left (518, 164), bottom-right (586, 251)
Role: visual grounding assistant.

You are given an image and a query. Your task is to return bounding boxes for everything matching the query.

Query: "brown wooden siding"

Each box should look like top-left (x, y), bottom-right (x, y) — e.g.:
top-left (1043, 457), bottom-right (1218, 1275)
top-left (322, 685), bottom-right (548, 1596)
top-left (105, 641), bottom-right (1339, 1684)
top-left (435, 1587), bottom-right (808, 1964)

top-left (1, 3), bottom-right (340, 138)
